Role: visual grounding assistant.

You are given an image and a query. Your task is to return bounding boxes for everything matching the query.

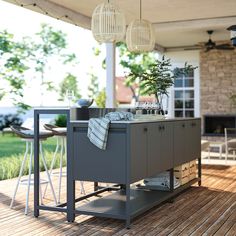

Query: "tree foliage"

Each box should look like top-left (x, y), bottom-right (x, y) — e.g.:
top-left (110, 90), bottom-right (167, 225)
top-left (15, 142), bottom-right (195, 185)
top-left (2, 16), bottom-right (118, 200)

top-left (0, 30), bottom-right (31, 113)
top-left (95, 89), bottom-right (106, 108)
top-left (0, 24), bottom-right (78, 112)
top-left (31, 23), bottom-right (77, 105)
top-left (58, 73), bottom-right (81, 101)
top-left (88, 72), bottom-right (99, 99)
top-left (116, 42), bottom-right (156, 101)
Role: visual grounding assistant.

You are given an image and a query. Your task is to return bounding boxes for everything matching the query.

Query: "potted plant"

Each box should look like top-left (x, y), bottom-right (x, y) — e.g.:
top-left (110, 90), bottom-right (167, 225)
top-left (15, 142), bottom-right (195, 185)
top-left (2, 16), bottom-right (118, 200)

top-left (131, 56), bottom-right (197, 113)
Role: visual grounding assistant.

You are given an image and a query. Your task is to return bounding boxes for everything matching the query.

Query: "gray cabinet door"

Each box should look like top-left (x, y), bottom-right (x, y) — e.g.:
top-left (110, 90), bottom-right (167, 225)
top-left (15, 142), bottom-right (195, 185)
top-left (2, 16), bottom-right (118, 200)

top-left (130, 124), bottom-right (148, 182)
top-left (73, 128), bottom-right (127, 183)
top-left (160, 122), bottom-right (174, 170)
top-left (173, 121), bottom-right (187, 166)
top-left (147, 122), bottom-right (173, 177)
top-left (185, 120), bottom-right (201, 161)
top-left (147, 123), bottom-right (162, 176)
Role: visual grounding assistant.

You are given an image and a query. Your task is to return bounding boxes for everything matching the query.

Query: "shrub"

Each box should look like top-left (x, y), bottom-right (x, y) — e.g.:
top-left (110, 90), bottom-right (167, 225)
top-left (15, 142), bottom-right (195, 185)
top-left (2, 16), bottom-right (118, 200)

top-left (0, 113), bottom-right (23, 131)
top-left (54, 114), bottom-right (67, 127)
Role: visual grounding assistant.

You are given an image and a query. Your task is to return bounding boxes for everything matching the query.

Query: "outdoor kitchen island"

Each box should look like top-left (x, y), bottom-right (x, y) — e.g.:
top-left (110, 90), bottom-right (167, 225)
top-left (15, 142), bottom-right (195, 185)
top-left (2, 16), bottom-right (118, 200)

top-left (34, 108), bottom-right (201, 228)
top-left (33, 108), bottom-right (201, 229)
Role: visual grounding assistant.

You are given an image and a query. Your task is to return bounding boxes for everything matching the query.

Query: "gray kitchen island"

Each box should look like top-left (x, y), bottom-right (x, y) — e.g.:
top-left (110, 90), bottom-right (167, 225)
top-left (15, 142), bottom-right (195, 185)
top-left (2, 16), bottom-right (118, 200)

top-left (69, 116), bottom-right (201, 228)
top-left (34, 108), bottom-right (201, 228)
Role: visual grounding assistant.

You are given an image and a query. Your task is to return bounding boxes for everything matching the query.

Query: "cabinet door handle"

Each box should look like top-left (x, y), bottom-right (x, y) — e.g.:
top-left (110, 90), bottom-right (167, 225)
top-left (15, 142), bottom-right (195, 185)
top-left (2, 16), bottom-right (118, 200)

top-left (182, 124), bottom-right (185, 128)
top-left (162, 126), bottom-right (165, 130)
top-left (159, 126), bottom-right (162, 131)
top-left (144, 127), bottom-right (148, 132)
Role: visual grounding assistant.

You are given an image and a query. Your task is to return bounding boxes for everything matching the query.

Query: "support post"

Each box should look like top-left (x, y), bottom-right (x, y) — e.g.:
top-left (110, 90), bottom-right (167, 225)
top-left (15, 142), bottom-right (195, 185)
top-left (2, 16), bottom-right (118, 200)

top-left (105, 42), bottom-right (116, 108)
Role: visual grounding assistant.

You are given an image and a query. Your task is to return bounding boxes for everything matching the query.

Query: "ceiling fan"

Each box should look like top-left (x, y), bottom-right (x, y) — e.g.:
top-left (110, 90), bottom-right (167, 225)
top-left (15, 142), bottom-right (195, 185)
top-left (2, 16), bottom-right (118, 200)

top-left (204, 30), bottom-right (234, 52)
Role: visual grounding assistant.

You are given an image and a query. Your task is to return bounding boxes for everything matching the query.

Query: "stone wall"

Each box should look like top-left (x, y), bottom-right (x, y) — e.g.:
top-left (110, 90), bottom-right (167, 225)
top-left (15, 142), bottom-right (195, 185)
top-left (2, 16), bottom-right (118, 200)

top-left (200, 47), bottom-right (236, 115)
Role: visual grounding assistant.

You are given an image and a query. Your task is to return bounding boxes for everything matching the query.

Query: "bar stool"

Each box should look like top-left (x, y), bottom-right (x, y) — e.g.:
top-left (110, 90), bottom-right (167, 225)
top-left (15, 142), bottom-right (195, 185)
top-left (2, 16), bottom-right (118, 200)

top-left (9, 125), bottom-right (57, 215)
top-left (43, 124), bottom-right (85, 203)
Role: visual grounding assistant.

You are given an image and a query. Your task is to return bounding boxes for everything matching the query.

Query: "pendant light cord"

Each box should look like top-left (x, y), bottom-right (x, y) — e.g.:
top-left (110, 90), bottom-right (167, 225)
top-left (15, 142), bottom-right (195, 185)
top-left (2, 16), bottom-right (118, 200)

top-left (140, 0), bottom-right (142, 20)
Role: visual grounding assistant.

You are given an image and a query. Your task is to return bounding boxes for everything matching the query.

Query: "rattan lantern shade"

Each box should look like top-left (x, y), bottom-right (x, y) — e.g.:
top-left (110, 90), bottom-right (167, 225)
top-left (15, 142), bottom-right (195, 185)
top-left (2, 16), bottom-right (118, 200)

top-left (91, 1), bottom-right (126, 43)
top-left (126, 19), bottom-right (155, 52)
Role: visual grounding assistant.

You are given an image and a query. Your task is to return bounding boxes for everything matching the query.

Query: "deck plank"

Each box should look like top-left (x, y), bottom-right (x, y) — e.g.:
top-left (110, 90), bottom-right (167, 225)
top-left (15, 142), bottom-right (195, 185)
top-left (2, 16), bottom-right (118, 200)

top-left (0, 165), bottom-right (236, 235)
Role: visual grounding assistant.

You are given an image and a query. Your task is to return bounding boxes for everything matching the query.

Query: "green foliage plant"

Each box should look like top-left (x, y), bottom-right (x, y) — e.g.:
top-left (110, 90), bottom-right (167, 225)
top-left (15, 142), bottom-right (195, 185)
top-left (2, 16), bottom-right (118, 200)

top-left (139, 56), bottom-right (175, 104)
top-left (95, 89), bottom-right (106, 108)
top-left (54, 114), bottom-right (67, 127)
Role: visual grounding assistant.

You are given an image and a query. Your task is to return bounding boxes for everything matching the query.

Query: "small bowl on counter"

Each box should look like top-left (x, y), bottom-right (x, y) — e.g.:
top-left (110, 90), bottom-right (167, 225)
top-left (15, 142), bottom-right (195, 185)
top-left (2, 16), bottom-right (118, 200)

top-left (77, 98), bottom-right (94, 108)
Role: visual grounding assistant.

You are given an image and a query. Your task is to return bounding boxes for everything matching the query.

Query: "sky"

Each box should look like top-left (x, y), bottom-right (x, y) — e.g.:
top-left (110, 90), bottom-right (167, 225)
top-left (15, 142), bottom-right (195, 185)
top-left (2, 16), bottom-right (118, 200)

top-left (0, 0), bottom-right (122, 107)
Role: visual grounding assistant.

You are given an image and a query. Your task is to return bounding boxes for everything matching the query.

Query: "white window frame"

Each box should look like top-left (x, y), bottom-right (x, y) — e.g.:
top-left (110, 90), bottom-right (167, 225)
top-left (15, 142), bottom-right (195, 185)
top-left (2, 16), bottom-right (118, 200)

top-left (168, 62), bottom-right (200, 118)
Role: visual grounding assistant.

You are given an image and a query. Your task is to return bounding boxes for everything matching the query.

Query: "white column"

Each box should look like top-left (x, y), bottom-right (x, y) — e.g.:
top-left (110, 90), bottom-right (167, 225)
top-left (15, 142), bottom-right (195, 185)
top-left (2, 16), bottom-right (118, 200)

top-left (105, 42), bottom-right (116, 108)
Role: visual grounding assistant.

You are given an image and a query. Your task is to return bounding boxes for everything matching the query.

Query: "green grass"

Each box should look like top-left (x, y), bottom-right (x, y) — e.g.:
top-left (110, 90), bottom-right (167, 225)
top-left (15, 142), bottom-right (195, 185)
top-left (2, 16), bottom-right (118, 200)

top-left (0, 134), bottom-right (56, 158)
top-left (0, 134), bottom-right (65, 180)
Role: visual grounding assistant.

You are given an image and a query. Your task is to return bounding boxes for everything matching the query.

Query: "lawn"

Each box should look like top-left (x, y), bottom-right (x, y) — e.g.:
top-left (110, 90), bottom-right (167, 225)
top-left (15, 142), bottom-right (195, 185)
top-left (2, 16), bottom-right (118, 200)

top-left (0, 134), bottom-right (65, 180)
top-left (0, 133), bottom-right (57, 158)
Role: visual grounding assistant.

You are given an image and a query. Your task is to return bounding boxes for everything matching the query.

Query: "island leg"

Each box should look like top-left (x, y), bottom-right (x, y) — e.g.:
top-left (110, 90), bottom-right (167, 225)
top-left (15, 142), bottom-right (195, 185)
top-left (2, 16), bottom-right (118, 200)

top-left (67, 119), bottom-right (75, 222)
top-left (198, 157), bottom-right (202, 186)
top-left (125, 183), bottom-right (131, 229)
top-left (168, 168), bottom-right (175, 203)
top-left (67, 180), bottom-right (75, 222)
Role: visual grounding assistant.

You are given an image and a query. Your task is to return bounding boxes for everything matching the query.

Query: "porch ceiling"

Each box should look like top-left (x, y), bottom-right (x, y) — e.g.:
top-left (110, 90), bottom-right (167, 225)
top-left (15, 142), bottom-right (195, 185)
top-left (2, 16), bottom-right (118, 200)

top-left (4, 0), bottom-right (236, 51)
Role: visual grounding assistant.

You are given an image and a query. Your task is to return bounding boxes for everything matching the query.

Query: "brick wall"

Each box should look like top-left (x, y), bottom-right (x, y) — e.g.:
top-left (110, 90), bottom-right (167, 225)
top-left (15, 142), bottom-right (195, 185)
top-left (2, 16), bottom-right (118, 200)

top-left (200, 47), bottom-right (236, 115)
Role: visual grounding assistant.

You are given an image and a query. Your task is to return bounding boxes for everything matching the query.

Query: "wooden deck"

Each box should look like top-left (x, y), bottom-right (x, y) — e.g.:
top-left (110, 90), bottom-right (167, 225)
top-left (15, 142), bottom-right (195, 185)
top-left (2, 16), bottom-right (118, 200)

top-left (1, 165), bottom-right (236, 236)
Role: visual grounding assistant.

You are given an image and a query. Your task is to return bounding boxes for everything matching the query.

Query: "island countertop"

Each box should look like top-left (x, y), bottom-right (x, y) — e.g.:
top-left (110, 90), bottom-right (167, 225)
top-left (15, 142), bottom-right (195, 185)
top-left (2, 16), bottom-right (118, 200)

top-left (71, 117), bottom-right (201, 124)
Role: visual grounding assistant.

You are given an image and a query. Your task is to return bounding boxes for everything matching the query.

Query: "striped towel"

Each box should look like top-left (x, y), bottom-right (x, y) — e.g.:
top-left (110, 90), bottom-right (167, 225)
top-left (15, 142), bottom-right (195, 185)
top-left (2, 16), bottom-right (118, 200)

top-left (87, 118), bottom-right (110, 150)
top-left (87, 111), bottom-right (134, 150)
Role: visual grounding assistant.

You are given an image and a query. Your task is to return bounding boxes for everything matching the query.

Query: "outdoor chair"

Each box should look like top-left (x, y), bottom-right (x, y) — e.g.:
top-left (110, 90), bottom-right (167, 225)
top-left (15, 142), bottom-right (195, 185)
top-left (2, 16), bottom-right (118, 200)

top-left (9, 125), bottom-right (57, 215)
top-left (43, 124), bottom-right (85, 203)
top-left (224, 128), bottom-right (236, 162)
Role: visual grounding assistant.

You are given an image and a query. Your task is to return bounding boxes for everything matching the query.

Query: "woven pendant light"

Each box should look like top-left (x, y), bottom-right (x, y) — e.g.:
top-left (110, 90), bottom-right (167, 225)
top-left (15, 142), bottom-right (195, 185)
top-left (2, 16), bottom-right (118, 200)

top-left (91, 0), bottom-right (126, 43)
top-left (126, 0), bottom-right (155, 52)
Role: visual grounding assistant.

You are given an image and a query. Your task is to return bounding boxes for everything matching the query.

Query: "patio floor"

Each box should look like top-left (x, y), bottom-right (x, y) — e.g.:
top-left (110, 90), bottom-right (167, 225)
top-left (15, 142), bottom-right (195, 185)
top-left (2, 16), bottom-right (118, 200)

top-left (1, 165), bottom-right (236, 236)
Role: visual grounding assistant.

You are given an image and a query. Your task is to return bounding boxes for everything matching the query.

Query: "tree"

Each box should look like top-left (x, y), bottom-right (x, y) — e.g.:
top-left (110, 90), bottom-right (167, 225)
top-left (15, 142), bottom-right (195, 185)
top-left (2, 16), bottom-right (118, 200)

top-left (87, 72), bottom-right (99, 99)
top-left (31, 23), bottom-right (77, 105)
top-left (95, 89), bottom-right (106, 108)
top-left (58, 73), bottom-right (81, 102)
top-left (116, 42), bottom-right (156, 102)
top-left (0, 24), bottom-right (78, 112)
top-left (0, 30), bottom-right (31, 113)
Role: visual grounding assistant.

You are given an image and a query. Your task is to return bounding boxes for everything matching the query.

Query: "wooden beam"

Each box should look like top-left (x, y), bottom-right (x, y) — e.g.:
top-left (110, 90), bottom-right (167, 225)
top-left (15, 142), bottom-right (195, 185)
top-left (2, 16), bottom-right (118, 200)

top-left (165, 45), bottom-right (201, 52)
top-left (153, 16), bottom-right (236, 31)
top-left (4, 0), bottom-right (91, 29)
top-left (154, 43), bottom-right (166, 53)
